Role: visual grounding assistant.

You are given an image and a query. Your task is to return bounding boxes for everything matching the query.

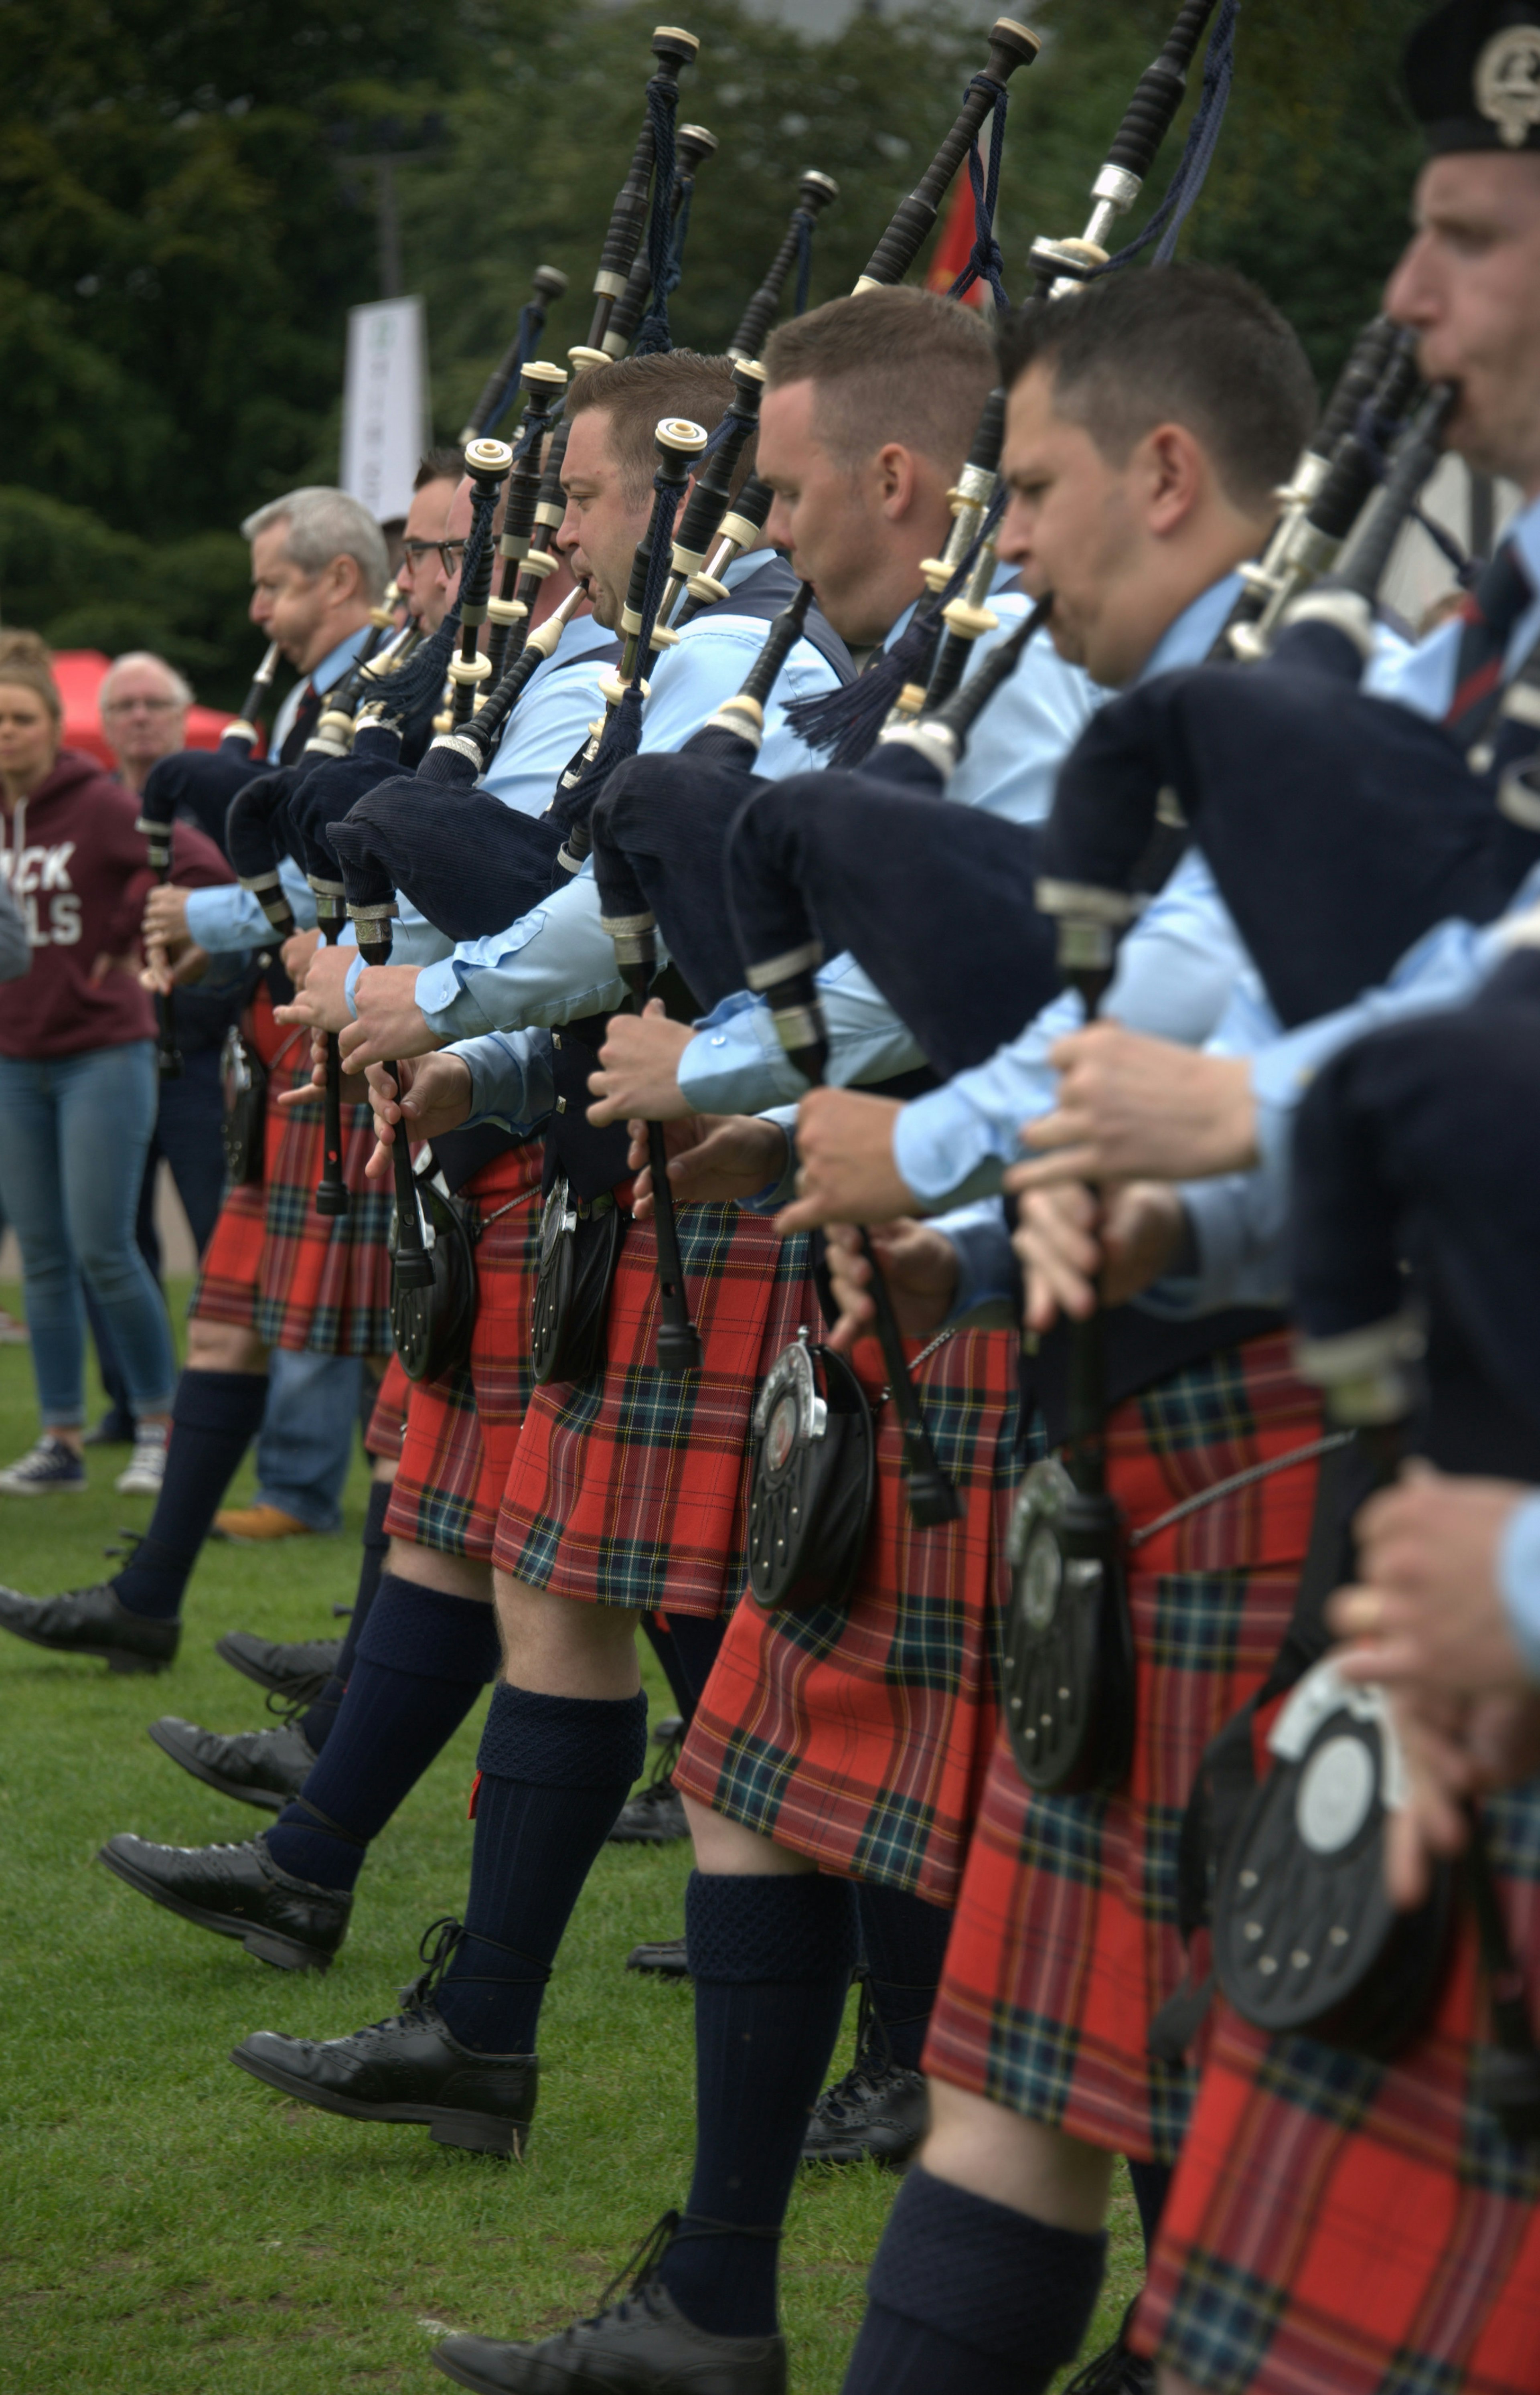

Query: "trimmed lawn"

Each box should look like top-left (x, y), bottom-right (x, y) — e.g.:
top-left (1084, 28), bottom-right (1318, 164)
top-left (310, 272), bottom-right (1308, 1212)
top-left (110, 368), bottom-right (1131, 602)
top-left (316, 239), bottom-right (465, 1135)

top-left (0, 1279), bottom-right (1142, 2390)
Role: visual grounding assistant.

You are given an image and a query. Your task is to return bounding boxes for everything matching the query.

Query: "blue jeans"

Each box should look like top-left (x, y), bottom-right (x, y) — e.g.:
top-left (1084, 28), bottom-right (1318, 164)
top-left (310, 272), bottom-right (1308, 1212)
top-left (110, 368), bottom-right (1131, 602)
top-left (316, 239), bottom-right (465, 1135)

top-left (253, 1348), bottom-right (363, 1533)
top-left (0, 1041), bottom-right (176, 1426)
top-left (89, 1044), bottom-right (230, 1432)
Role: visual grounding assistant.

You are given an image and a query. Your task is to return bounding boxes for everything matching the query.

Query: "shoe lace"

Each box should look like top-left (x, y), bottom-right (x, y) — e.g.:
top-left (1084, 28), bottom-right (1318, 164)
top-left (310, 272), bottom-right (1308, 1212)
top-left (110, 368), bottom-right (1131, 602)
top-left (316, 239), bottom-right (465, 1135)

top-left (263, 1678), bottom-right (330, 1723)
top-left (573, 2211), bottom-right (782, 2334)
top-left (814, 1978), bottom-right (900, 2122)
top-left (642, 1726), bottom-right (683, 1794)
top-left (396, 1914), bottom-right (552, 2020)
top-left (1061, 2301), bottom-right (1153, 2395)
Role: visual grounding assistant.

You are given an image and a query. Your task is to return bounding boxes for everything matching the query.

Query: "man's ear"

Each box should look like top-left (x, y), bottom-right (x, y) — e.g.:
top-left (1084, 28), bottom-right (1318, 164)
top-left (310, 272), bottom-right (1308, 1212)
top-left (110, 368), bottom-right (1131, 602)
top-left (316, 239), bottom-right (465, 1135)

top-left (874, 441), bottom-right (921, 522)
top-left (1137, 421), bottom-right (1206, 539)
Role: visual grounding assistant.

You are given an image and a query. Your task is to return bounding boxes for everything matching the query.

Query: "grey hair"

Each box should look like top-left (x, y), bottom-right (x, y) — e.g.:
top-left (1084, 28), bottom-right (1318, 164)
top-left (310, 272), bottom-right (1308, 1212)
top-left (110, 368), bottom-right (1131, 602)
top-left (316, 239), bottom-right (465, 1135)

top-left (101, 650), bottom-right (193, 711)
top-left (240, 486), bottom-right (389, 602)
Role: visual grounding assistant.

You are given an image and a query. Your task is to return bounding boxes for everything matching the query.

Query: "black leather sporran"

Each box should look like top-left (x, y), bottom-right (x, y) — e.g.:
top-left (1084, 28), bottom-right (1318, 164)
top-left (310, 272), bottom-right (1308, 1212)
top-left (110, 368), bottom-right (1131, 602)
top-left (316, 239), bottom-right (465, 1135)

top-left (747, 1331), bottom-right (875, 1612)
top-left (530, 1175), bottom-right (625, 1386)
top-left (1003, 1456), bottom-right (1137, 1794)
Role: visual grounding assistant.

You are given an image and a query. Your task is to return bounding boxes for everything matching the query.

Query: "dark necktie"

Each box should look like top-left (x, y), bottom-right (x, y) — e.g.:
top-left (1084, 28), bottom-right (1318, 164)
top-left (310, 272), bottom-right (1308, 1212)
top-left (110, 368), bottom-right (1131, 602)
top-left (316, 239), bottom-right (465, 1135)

top-left (1445, 540), bottom-right (1534, 746)
top-left (278, 680), bottom-right (322, 766)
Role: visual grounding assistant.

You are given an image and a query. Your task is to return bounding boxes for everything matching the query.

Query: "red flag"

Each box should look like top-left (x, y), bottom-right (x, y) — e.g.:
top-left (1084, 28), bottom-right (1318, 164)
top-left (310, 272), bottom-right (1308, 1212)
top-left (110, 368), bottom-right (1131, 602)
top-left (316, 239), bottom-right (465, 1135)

top-left (925, 166), bottom-right (989, 310)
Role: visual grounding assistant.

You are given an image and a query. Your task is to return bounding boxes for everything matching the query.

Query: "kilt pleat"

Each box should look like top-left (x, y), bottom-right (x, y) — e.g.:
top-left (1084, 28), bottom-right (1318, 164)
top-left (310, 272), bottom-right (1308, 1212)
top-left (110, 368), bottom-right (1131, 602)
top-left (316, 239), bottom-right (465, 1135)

top-left (674, 1321), bottom-right (1019, 1903)
top-left (923, 1331), bottom-right (1324, 2163)
top-left (192, 1042), bottom-right (393, 1356)
top-left (493, 1204), bottom-right (817, 1616)
top-left (385, 1143), bottom-right (545, 1561)
top-left (1133, 1785), bottom-right (1540, 2394)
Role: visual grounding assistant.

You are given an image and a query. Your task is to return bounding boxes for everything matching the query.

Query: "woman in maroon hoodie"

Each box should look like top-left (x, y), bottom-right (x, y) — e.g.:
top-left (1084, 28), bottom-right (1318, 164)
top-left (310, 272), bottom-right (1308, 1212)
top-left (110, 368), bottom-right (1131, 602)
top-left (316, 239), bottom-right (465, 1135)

top-left (0, 633), bottom-right (229, 1497)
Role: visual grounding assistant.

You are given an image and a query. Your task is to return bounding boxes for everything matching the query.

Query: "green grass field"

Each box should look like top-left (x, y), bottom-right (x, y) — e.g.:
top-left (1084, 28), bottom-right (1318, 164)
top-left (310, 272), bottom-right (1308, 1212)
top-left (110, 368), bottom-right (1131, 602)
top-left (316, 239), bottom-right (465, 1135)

top-left (0, 1280), bottom-right (1142, 2392)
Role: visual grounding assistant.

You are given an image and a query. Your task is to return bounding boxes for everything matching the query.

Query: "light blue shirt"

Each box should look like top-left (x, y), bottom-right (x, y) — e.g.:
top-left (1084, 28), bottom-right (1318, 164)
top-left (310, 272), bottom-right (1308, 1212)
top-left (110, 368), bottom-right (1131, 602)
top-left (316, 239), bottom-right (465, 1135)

top-left (1499, 1491), bottom-right (1540, 1683)
top-left (675, 573), bottom-right (1102, 1118)
top-left (884, 576), bottom-right (1251, 1209)
top-left (1364, 492), bottom-right (1540, 719)
top-left (412, 553), bottom-right (843, 1056)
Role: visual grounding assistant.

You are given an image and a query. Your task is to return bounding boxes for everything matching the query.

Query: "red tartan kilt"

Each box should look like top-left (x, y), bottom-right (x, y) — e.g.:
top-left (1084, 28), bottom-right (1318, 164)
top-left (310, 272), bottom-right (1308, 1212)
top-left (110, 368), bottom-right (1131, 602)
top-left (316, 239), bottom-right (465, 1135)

top-left (675, 1321), bottom-right (1017, 1904)
top-left (193, 1041), bottom-right (393, 1357)
top-left (384, 1143), bottom-right (545, 1561)
top-left (493, 1204), bottom-right (817, 1617)
top-left (244, 982), bottom-right (296, 1071)
top-left (923, 1331), bottom-right (1325, 2163)
top-left (365, 1354), bottom-right (411, 1464)
top-left (1133, 1782), bottom-right (1540, 2393)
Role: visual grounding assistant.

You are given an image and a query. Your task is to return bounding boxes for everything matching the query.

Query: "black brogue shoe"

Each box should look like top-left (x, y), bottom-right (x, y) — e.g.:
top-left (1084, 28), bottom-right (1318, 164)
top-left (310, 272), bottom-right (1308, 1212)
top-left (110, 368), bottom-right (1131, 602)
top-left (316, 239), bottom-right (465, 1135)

top-left (97, 1831), bottom-right (349, 1970)
top-left (0, 1581), bottom-right (178, 1672)
top-left (802, 2051), bottom-right (928, 2169)
top-left (626, 1933), bottom-right (691, 1980)
top-left (432, 2263), bottom-right (786, 2394)
top-left (232, 2004), bottom-right (536, 2157)
top-left (233, 1914), bottom-right (539, 2155)
top-left (608, 1731), bottom-right (689, 1846)
top-left (148, 1715), bottom-right (317, 1811)
top-left (215, 1630), bottom-right (340, 1702)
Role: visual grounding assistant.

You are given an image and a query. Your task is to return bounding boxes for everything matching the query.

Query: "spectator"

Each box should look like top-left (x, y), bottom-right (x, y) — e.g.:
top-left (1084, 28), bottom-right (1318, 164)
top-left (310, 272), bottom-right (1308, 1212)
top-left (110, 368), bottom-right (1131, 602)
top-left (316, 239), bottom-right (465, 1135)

top-left (0, 632), bottom-right (229, 1497)
top-left (0, 881), bottom-right (29, 1345)
top-left (98, 652), bottom-right (192, 796)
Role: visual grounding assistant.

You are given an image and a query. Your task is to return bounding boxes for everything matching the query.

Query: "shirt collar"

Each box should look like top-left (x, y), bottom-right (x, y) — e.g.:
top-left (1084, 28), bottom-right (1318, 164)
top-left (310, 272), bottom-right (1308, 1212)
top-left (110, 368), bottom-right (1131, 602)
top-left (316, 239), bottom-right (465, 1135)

top-left (311, 624), bottom-right (371, 695)
top-left (1506, 491), bottom-right (1540, 596)
top-left (1135, 573), bottom-right (1244, 685)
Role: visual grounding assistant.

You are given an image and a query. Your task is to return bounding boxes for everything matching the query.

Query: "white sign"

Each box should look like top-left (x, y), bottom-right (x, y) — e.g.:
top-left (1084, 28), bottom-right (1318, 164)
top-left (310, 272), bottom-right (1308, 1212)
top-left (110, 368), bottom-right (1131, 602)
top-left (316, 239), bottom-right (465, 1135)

top-left (341, 296), bottom-right (428, 526)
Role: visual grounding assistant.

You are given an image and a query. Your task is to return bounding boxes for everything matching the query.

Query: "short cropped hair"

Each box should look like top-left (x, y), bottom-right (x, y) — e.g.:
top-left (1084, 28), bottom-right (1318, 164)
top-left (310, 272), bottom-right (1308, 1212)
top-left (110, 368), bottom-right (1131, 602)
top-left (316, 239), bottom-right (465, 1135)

top-left (763, 286), bottom-right (998, 474)
top-left (240, 486), bottom-right (390, 602)
top-left (101, 650), bottom-right (193, 711)
top-left (998, 265), bottom-right (1317, 513)
top-left (565, 352), bottom-right (750, 507)
top-left (417, 445), bottom-right (466, 489)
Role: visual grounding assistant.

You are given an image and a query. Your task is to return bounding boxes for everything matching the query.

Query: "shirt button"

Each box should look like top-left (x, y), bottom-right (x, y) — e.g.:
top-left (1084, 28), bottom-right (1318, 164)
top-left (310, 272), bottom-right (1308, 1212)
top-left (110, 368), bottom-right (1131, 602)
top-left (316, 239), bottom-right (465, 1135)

top-left (711, 1034), bottom-right (725, 1047)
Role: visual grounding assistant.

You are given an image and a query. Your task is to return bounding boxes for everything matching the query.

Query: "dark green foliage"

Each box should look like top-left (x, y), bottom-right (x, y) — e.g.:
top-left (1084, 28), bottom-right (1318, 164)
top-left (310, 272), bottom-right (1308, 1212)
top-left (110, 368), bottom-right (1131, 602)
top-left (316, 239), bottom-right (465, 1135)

top-left (0, 0), bottom-right (1433, 703)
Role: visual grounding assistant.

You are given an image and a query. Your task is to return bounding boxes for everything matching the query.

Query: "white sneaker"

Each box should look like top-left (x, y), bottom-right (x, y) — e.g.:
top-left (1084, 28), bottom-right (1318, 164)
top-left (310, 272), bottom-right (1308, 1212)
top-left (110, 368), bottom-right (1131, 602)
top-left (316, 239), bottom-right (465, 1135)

top-left (0, 1435), bottom-right (87, 1494)
top-left (116, 1424), bottom-right (168, 1497)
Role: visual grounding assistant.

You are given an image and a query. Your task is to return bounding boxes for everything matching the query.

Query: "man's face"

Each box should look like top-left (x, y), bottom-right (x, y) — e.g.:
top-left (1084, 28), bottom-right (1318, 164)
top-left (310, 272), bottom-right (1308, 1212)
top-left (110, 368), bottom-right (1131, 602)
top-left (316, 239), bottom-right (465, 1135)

top-left (997, 366), bottom-right (1141, 684)
top-left (758, 379), bottom-right (893, 646)
top-left (248, 524), bottom-right (339, 672)
top-left (1386, 152), bottom-right (1540, 492)
top-left (100, 660), bottom-right (186, 774)
top-left (556, 409), bottom-right (654, 629)
top-left (396, 478), bottom-right (456, 632)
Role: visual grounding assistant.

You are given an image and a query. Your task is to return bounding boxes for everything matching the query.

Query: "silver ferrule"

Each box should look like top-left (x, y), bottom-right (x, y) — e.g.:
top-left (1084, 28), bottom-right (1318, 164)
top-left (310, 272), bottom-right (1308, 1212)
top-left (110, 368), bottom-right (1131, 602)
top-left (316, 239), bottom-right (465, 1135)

top-left (770, 1004), bottom-right (825, 1058)
top-left (1294, 1313), bottom-right (1424, 1428)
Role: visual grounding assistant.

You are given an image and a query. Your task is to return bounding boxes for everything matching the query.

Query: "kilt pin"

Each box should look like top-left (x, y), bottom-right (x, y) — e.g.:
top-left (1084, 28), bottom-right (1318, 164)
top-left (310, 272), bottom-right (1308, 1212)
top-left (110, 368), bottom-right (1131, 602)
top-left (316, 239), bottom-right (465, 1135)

top-left (1132, 1783), bottom-right (1540, 2395)
top-left (674, 1321), bottom-right (1020, 1906)
top-left (191, 1023), bottom-right (393, 1358)
top-left (383, 1141), bottom-right (546, 1561)
top-left (923, 1331), bottom-right (1325, 2164)
top-left (493, 1202), bottom-right (819, 1618)
top-left (364, 1352), bottom-right (410, 1465)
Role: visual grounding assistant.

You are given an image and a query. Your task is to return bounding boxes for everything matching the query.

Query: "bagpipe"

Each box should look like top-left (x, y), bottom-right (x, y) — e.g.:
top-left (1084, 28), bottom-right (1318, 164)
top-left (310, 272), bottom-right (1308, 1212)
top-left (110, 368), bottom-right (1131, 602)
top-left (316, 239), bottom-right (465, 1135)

top-left (1205, 946), bottom-right (1540, 2130)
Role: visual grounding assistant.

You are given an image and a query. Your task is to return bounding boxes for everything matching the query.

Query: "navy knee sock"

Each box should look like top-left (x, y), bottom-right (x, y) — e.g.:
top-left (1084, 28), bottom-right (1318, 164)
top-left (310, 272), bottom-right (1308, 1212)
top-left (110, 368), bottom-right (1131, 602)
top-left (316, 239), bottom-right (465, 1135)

top-left (854, 1883), bottom-right (954, 2073)
top-left (432, 1680), bottom-right (648, 2057)
top-left (640, 1613), bottom-right (725, 1722)
top-left (656, 1870), bottom-right (860, 2341)
top-left (1128, 2158), bottom-right (1172, 2261)
top-left (296, 1477), bottom-right (393, 1752)
top-left (263, 1577), bottom-right (500, 1891)
top-left (113, 1370), bottom-right (269, 1620)
top-left (841, 2166), bottom-right (1107, 2395)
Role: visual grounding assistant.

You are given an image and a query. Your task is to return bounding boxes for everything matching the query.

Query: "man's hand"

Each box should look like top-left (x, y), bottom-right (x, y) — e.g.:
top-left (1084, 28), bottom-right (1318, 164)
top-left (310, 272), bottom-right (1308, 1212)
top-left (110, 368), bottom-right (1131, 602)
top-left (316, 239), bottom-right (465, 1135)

top-left (275, 1029), bottom-right (370, 1110)
top-left (337, 964), bottom-right (444, 1072)
top-left (274, 943), bottom-right (355, 1036)
top-left (587, 999), bottom-right (695, 1125)
top-left (1005, 1024), bottom-right (1258, 1191)
top-left (140, 941), bottom-right (211, 995)
top-left (365, 1054), bottom-right (474, 1179)
top-left (1384, 1687), bottom-right (1540, 1908)
top-left (1331, 1466), bottom-right (1533, 1696)
top-left (1013, 1180), bottom-right (1187, 1334)
top-left (280, 927), bottom-right (322, 990)
top-left (626, 1114), bottom-right (787, 1220)
top-left (142, 885), bottom-right (192, 948)
top-left (773, 1090), bottom-right (915, 1234)
top-left (821, 1220), bottom-right (959, 1355)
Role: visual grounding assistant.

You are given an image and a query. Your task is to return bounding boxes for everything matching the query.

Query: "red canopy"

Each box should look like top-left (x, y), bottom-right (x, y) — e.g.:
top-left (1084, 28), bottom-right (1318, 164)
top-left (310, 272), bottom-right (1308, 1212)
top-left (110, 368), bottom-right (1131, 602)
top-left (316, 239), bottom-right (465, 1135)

top-left (51, 650), bottom-right (237, 772)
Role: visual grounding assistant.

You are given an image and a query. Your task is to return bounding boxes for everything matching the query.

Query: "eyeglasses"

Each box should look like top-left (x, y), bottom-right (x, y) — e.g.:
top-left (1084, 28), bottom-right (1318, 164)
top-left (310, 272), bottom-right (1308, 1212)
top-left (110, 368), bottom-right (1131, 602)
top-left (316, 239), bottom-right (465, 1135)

top-left (102, 695), bottom-right (179, 716)
top-left (399, 539), bottom-right (466, 574)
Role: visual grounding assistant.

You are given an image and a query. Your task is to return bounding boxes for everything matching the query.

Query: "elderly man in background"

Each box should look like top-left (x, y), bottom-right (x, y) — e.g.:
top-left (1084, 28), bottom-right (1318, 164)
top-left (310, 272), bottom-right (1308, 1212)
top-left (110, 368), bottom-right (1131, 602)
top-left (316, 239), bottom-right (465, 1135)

top-left (99, 652), bottom-right (191, 796)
